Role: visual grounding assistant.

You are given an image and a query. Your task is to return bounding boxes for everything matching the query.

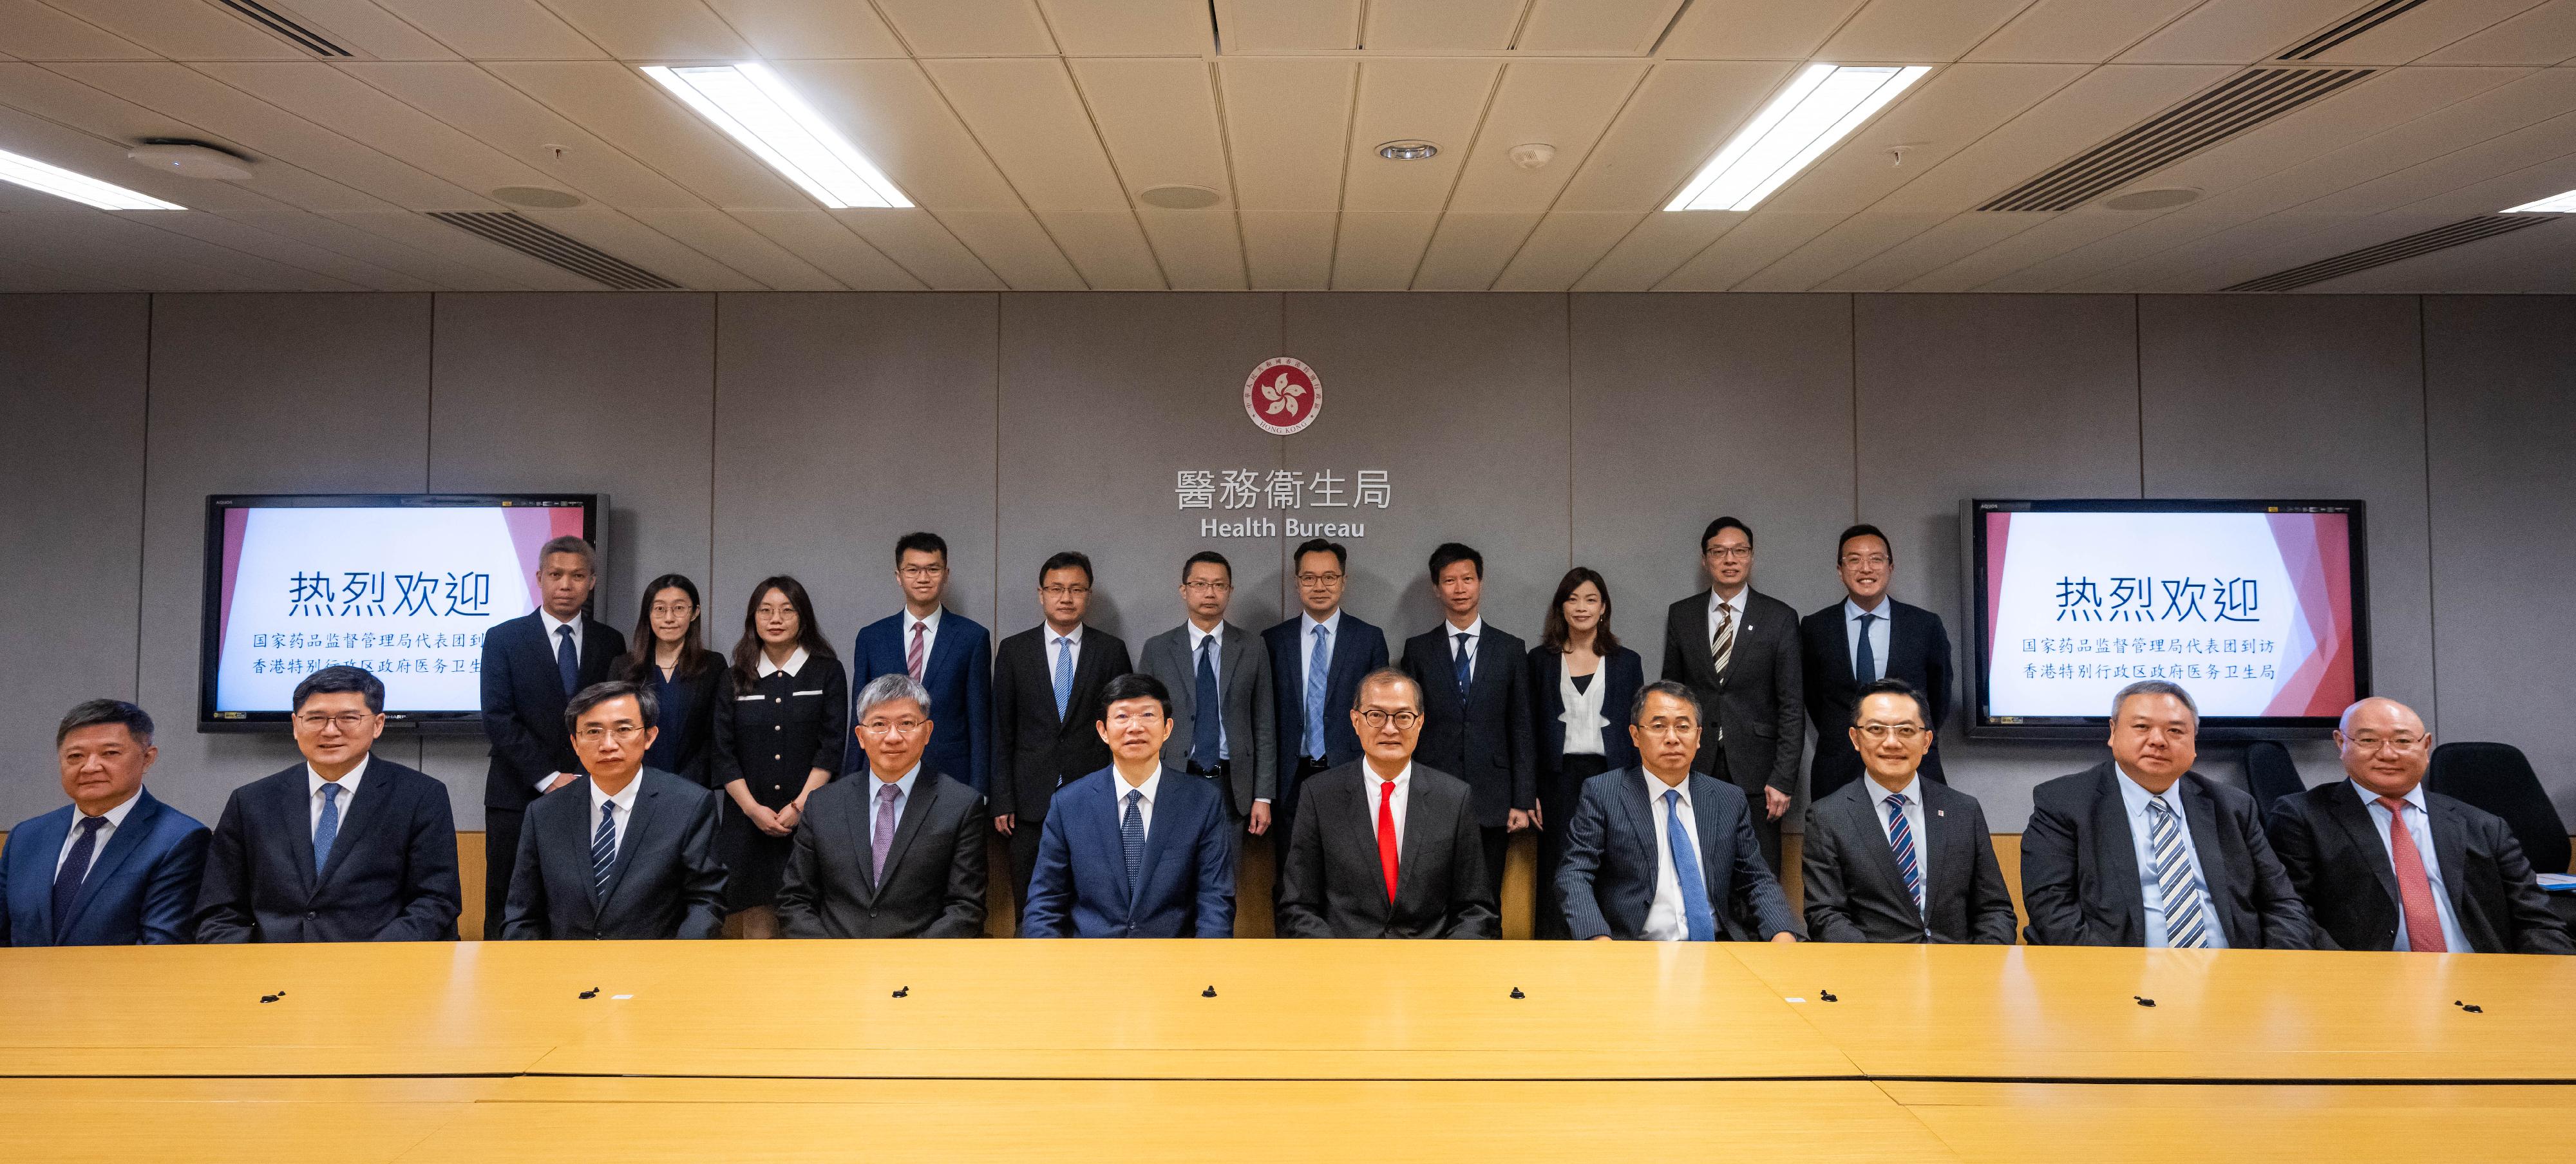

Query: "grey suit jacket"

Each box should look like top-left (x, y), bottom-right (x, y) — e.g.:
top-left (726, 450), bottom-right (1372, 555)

top-left (1141, 621), bottom-right (1278, 816)
top-left (1276, 761), bottom-right (1497, 939)
top-left (776, 768), bottom-right (988, 939)
top-left (1660, 589), bottom-right (1804, 797)
top-left (1801, 776), bottom-right (2017, 944)
top-left (500, 768), bottom-right (726, 940)
top-left (1555, 767), bottom-right (1798, 941)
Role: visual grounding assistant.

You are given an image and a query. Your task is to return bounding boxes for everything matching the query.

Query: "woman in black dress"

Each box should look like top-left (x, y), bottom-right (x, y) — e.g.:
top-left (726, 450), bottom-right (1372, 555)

top-left (620, 574), bottom-right (722, 788)
top-left (1528, 566), bottom-right (1642, 940)
top-left (709, 575), bottom-right (846, 939)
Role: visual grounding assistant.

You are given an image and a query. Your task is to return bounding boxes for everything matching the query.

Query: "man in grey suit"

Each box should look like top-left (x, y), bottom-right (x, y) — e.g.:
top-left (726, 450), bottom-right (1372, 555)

top-left (1278, 668), bottom-right (1497, 939)
top-left (1140, 551), bottom-right (1278, 841)
top-left (502, 681), bottom-right (726, 940)
top-left (1660, 516), bottom-right (1803, 873)
top-left (1557, 682), bottom-right (1797, 942)
top-left (777, 674), bottom-right (988, 939)
top-left (1802, 678), bottom-right (2016, 944)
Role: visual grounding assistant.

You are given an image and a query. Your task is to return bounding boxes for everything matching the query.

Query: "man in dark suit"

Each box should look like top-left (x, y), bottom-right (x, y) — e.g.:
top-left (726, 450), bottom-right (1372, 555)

top-left (1141, 551), bottom-right (1277, 839)
top-left (991, 551), bottom-right (1133, 911)
top-left (2, 700), bottom-right (207, 946)
top-left (1021, 673), bottom-right (1235, 939)
top-left (1263, 538), bottom-right (1389, 866)
top-left (1801, 679), bottom-right (2015, 944)
top-left (846, 531), bottom-right (992, 797)
top-left (778, 674), bottom-right (987, 939)
top-left (1800, 524), bottom-right (1954, 803)
top-left (501, 680), bottom-right (726, 940)
top-left (1660, 517), bottom-right (1803, 873)
top-left (478, 535), bottom-right (627, 939)
top-left (197, 667), bottom-right (462, 942)
top-left (1278, 668), bottom-right (1496, 939)
top-left (2269, 697), bottom-right (2571, 955)
top-left (1556, 682), bottom-right (1797, 942)
top-left (1397, 542), bottom-right (1535, 904)
top-left (2022, 680), bottom-right (2311, 949)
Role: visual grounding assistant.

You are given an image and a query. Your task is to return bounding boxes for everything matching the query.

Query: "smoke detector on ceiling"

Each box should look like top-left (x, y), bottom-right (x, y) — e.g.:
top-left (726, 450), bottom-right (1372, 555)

top-left (1137, 184), bottom-right (1222, 209)
top-left (1508, 143), bottom-right (1555, 170)
top-left (126, 140), bottom-right (252, 180)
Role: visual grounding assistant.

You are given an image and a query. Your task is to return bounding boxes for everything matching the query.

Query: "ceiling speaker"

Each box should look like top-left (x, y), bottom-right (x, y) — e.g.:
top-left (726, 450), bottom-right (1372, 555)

top-left (1138, 184), bottom-right (1222, 209)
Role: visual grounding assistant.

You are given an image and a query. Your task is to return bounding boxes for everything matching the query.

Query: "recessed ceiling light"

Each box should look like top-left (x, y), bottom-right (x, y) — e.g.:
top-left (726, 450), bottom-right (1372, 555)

top-left (1665, 63), bottom-right (1931, 212)
top-left (1378, 140), bottom-right (1438, 161)
top-left (2103, 187), bottom-right (2201, 211)
top-left (0, 146), bottom-right (184, 209)
top-left (640, 62), bottom-right (911, 209)
top-left (2503, 189), bottom-right (2576, 213)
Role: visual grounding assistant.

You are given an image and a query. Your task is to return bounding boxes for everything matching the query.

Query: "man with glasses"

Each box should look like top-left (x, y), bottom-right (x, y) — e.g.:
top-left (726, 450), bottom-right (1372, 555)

top-left (1277, 668), bottom-right (1496, 939)
top-left (992, 551), bottom-right (1132, 913)
top-left (847, 532), bottom-right (992, 798)
top-left (777, 674), bottom-right (987, 939)
top-left (197, 666), bottom-right (463, 942)
top-left (2268, 697), bottom-right (2571, 953)
top-left (500, 680), bottom-right (724, 940)
top-left (1799, 524), bottom-right (1954, 803)
top-left (1264, 538), bottom-right (1388, 868)
top-left (1799, 679), bottom-right (2014, 944)
top-left (1142, 551), bottom-right (1277, 845)
top-left (478, 535), bottom-right (626, 939)
top-left (1021, 673), bottom-right (1234, 939)
top-left (1660, 517), bottom-right (1803, 873)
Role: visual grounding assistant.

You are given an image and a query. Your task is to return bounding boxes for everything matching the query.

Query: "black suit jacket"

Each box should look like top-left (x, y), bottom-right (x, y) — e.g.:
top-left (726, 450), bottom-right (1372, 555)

top-left (1528, 645), bottom-right (1644, 777)
top-left (1262, 612), bottom-right (1389, 815)
top-left (1801, 776), bottom-right (2015, 944)
top-left (195, 758), bottom-right (462, 943)
top-left (1660, 590), bottom-right (1803, 797)
top-left (500, 769), bottom-right (725, 940)
top-left (1276, 761), bottom-right (1497, 939)
top-left (2021, 761), bottom-right (2313, 949)
top-left (2268, 783), bottom-right (2573, 955)
top-left (776, 768), bottom-right (988, 939)
top-left (1799, 598), bottom-right (1952, 799)
top-left (480, 611), bottom-right (629, 811)
top-left (1555, 768), bottom-right (1799, 940)
top-left (1398, 624), bottom-right (1537, 826)
top-left (990, 625), bottom-right (1131, 824)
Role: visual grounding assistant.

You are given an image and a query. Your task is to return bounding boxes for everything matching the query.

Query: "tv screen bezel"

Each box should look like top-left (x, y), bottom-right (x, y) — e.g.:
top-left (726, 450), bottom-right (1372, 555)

top-left (1962, 497), bottom-right (2371, 742)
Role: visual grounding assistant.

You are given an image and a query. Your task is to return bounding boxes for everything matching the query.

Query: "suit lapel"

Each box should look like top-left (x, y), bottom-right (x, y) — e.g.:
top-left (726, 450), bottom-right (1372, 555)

top-left (2427, 796), bottom-right (2472, 915)
top-left (1128, 774), bottom-right (1173, 911)
top-left (1094, 781), bottom-right (1135, 913)
top-left (600, 779), bottom-right (661, 917)
top-left (2177, 777), bottom-right (2230, 902)
top-left (1218, 624), bottom-right (1252, 708)
top-left (1848, 788), bottom-right (1917, 917)
top-left (1615, 771), bottom-right (1655, 872)
top-left (62, 794), bottom-right (158, 932)
top-left (1680, 598), bottom-right (1714, 687)
top-left (1689, 779), bottom-right (1724, 899)
top-left (1918, 785), bottom-right (1964, 918)
top-left (1058, 633), bottom-right (1108, 739)
top-left (1395, 776), bottom-right (1442, 914)
top-left (1828, 604), bottom-right (1858, 687)
top-left (2091, 768), bottom-right (2145, 938)
top-left (881, 778), bottom-right (938, 891)
top-left (23, 811), bottom-right (70, 937)
top-left (315, 767), bottom-right (395, 887)
top-left (845, 782), bottom-right (882, 901)
top-left (2324, 788), bottom-right (2401, 911)
top-left (282, 775), bottom-right (320, 896)
top-left (921, 612), bottom-right (961, 682)
top-left (520, 618), bottom-right (564, 701)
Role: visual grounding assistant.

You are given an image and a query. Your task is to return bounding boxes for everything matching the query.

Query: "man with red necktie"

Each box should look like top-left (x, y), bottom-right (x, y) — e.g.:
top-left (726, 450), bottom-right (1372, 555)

top-left (1277, 668), bottom-right (1497, 939)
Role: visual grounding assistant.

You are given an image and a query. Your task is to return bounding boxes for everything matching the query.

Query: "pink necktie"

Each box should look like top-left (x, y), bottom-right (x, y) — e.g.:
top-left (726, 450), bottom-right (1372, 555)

top-left (907, 621), bottom-right (926, 682)
top-left (2377, 796), bottom-right (2447, 953)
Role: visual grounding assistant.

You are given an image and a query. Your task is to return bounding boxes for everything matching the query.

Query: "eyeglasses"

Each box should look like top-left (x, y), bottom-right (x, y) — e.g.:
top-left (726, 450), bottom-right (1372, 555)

top-left (1296, 572), bottom-right (1345, 585)
top-left (858, 718), bottom-right (927, 737)
top-left (898, 565), bottom-right (947, 580)
top-left (1703, 546), bottom-right (1752, 561)
top-left (1856, 723), bottom-right (1924, 741)
top-left (1040, 585), bottom-right (1091, 599)
top-left (1182, 580), bottom-right (1232, 593)
top-left (1356, 709), bottom-right (1423, 730)
top-left (649, 603), bottom-right (695, 617)
top-left (1839, 554), bottom-right (1891, 568)
top-left (574, 725), bottom-right (647, 743)
top-left (293, 712), bottom-right (374, 731)
top-left (2347, 734), bottom-right (2426, 753)
top-left (1635, 718), bottom-right (1698, 735)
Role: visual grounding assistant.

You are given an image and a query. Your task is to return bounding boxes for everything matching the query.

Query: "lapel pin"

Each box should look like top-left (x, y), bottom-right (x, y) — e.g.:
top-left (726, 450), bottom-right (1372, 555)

top-left (1937, 810), bottom-right (1947, 817)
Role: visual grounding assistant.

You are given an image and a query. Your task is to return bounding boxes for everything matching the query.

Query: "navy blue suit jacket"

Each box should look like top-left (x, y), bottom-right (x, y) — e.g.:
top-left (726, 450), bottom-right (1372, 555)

top-left (1022, 767), bottom-right (1235, 939)
top-left (1555, 767), bottom-right (1799, 941)
top-left (848, 610), bottom-right (992, 796)
top-left (1528, 645), bottom-right (1644, 777)
top-left (2, 789), bottom-right (208, 946)
top-left (194, 758), bottom-right (463, 943)
top-left (480, 610), bottom-right (627, 811)
top-left (1262, 612), bottom-right (1388, 815)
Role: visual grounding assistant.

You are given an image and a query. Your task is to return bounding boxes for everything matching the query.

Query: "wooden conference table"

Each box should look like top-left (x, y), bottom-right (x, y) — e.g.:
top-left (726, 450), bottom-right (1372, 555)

top-left (3, 940), bottom-right (2570, 1160)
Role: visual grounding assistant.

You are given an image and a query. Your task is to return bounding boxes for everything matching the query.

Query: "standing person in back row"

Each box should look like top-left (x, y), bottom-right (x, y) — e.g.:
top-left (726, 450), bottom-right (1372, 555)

top-left (620, 574), bottom-right (722, 790)
top-left (991, 551), bottom-right (1132, 913)
top-left (1262, 539), bottom-right (1388, 875)
top-left (1661, 517), bottom-right (1802, 873)
top-left (847, 532), bottom-right (992, 798)
top-left (1141, 551), bottom-right (1277, 855)
top-left (1399, 542), bottom-right (1535, 906)
top-left (1800, 524), bottom-right (1953, 803)
top-left (1528, 567), bottom-right (1642, 939)
top-left (478, 535), bottom-right (627, 939)
top-left (708, 576), bottom-right (847, 939)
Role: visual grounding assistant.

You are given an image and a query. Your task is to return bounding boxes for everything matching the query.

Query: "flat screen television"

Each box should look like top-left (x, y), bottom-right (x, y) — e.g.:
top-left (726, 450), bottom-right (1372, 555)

top-left (200, 493), bottom-right (601, 730)
top-left (1965, 499), bottom-right (2369, 740)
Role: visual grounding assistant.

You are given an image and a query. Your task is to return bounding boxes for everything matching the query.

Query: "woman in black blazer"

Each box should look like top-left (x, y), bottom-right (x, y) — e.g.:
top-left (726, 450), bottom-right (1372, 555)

top-left (709, 575), bottom-right (846, 939)
top-left (620, 573), bottom-right (723, 789)
top-left (1528, 566), bottom-right (1643, 940)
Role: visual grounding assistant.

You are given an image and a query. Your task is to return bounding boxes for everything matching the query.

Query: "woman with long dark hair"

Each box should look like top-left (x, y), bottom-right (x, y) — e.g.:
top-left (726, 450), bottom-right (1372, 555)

top-left (708, 575), bottom-right (846, 938)
top-left (1529, 566), bottom-right (1643, 939)
top-left (619, 574), bottom-right (721, 788)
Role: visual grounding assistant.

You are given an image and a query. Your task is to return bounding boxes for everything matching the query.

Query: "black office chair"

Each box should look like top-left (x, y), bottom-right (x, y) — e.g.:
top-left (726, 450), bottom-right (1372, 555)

top-left (2427, 741), bottom-right (2572, 875)
top-left (2241, 740), bottom-right (2304, 818)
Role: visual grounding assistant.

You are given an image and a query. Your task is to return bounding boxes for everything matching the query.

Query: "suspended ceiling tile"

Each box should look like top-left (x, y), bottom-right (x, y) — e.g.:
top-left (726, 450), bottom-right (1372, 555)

top-left (194, 61), bottom-right (547, 204)
top-left (770, 59), bottom-right (1023, 210)
top-left (1656, 209), bottom-right (1844, 289)
top-left (1812, 210), bottom-right (2049, 289)
top-left (873, 0), bottom-right (1059, 57)
top-left (1039, 0), bottom-right (1212, 56)
top-left (829, 206), bottom-right (1007, 288)
top-left (1069, 57), bottom-right (1231, 204)
top-left (1361, 0), bottom-right (1525, 53)
top-left (220, 204), bottom-right (541, 288)
top-left (1445, 59), bottom-right (1648, 215)
top-left (341, 62), bottom-right (707, 209)
top-left (2139, 66), bottom-right (2529, 207)
top-left (938, 206), bottom-right (1086, 288)
top-left (1212, 0), bottom-right (1361, 52)
top-left (625, 205), bottom-right (845, 288)
top-left (1341, 58), bottom-right (1497, 213)
top-left (483, 59), bottom-right (810, 209)
top-left (1732, 210), bottom-right (1947, 289)
top-left (923, 57), bottom-right (1127, 212)
top-left (29, 204), bottom-right (372, 287)
top-left (0, 0), bottom-right (158, 59)
top-left (518, 0), bottom-right (750, 59)
top-left (1133, 209), bottom-right (1246, 289)
top-left (1238, 209), bottom-right (1336, 287)
top-left (2117, 0), bottom-right (2369, 64)
top-left (1870, 63), bottom-right (2234, 212)
top-left (2421, 0), bottom-right (2576, 64)
top-left (1329, 209), bottom-right (1439, 288)
top-left (42, 0), bottom-right (305, 60)
top-left (1492, 209), bottom-right (1642, 288)
top-left (263, 0), bottom-right (459, 61)
top-left (1818, 0), bottom-right (2039, 64)
top-left (1570, 209), bottom-right (1742, 289)
top-left (517, 203), bottom-right (767, 287)
top-left (1409, 211), bottom-right (1539, 289)
top-left (1895, 208), bottom-right (2132, 287)
top-left (1763, 62), bottom-right (2083, 214)
top-left (1037, 209), bottom-right (1166, 287)
top-left (0, 207), bottom-right (272, 288)
top-left (1965, 0), bottom-right (2204, 64)
top-left (1515, 0), bottom-right (1685, 56)
top-left (1217, 57), bottom-right (1354, 212)
top-left (2183, 68), bottom-right (2576, 220)
top-left (366, 0), bottom-right (604, 59)
top-left (1658, 0), bottom-right (1869, 60)
top-left (137, 207), bottom-right (440, 289)
top-left (702, 0), bottom-right (906, 57)
top-left (319, 207), bottom-right (604, 288)
top-left (2299, 0), bottom-right (2555, 66)
top-left (1551, 59), bottom-right (1799, 213)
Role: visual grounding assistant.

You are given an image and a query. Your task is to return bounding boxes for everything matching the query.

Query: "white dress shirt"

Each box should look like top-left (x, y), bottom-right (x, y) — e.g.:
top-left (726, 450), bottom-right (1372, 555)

top-left (589, 774), bottom-right (643, 862)
top-left (1185, 621), bottom-right (1229, 760)
top-left (1557, 660), bottom-right (1608, 756)
top-left (2351, 780), bottom-right (2471, 953)
top-left (1707, 589), bottom-right (1746, 641)
top-left (1048, 624), bottom-right (1086, 678)
top-left (1362, 761), bottom-right (1412, 853)
top-left (1111, 763), bottom-right (1162, 840)
top-left (1443, 616), bottom-right (1485, 683)
top-left (54, 788), bottom-right (142, 876)
top-left (1642, 771), bottom-right (1704, 942)
top-left (1845, 598), bottom-right (1893, 682)
top-left (867, 763), bottom-right (924, 845)
top-left (1866, 773), bottom-right (1930, 905)
top-left (307, 755), bottom-right (371, 837)
top-left (904, 608), bottom-right (943, 675)
top-left (755, 646), bottom-right (811, 680)
top-left (536, 609), bottom-right (585, 789)
top-left (2114, 770), bottom-right (2229, 949)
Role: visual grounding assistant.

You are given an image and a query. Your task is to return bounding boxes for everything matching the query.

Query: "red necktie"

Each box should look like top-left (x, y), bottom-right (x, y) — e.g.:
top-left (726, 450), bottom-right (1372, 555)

top-left (906, 621), bottom-right (926, 682)
top-left (2377, 796), bottom-right (2448, 953)
top-left (1377, 779), bottom-right (1400, 901)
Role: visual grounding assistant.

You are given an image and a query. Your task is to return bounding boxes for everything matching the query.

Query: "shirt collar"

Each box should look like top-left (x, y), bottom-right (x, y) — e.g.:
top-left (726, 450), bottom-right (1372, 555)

top-left (1445, 616), bottom-right (1484, 641)
top-left (1642, 768), bottom-right (1692, 805)
top-left (1845, 596), bottom-right (1889, 622)
top-left (1048, 625), bottom-right (1085, 647)
top-left (539, 609), bottom-right (578, 639)
top-left (1867, 773), bottom-right (1922, 810)
top-left (1112, 764), bottom-right (1162, 805)
top-left (307, 754), bottom-right (371, 801)
top-left (2348, 779), bottom-right (2427, 814)
top-left (591, 773), bottom-right (643, 816)
top-left (1709, 589), bottom-right (1746, 619)
top-left (1365, 761), bottom-right (1412, 792)
top-left (1304, 609), bottom-right (1342, 636)
top-left (756, 647), bottom-right (810, 678)
top-left (906, 607), bottom-right (942, 635)
top-left (871, 761), bottom-right (923, 794)
top-left (2113, 767), bottom-right (2179, 815)
top-left (1187, 622), bottom-right (1225, 653)
top-left (79, 788), bottom-right (144, 827)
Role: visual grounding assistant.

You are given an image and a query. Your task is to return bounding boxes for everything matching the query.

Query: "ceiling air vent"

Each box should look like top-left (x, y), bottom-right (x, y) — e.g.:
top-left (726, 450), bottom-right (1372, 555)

top-left (213, 0), bottom-right (354, 57)
top-left (2221, 215), bottom-right (2555, 292)
top-left (1978, 68), bottom-right (2374, 213)
top-left (2278, 0), bottom-right (2434, 60)
top-left (427, 211), bottom-right (682, 291)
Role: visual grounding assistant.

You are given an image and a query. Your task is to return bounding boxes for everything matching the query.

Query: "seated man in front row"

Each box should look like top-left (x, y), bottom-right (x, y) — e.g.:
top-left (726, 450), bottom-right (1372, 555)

top-left (777, 674), bottom-right (988, 939)
top-left (2022, 680), bottom-right (2311, 949)
top-left (1557, 681), bottom-right (1798, 942)
top-left (502, 680), bottom-right (726, 940)
top-left (1801, 678), bottom-right (2017, 944)
top-left (1278, 667), bottom-right (1497, 939)
top-left (1023, 673), bottom-right (1235, 938)
top-left (2, 700), bottom-right (207, 946)
top-left (2268, 696), bottom-right (2571, 954)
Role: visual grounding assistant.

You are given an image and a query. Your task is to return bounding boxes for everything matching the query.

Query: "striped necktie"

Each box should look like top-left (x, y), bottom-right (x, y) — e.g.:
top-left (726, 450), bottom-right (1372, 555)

top-left (1120, 789), bottom-right (1146, 898)
top-left (2146, 799), bottom-right (2209, 949)
top-left (1709, 602), bottom-right (1736, 677)
top-left (591, 801), bottom-right (618, 899)
top-left (1885, 792), bottom-right (1926, 921)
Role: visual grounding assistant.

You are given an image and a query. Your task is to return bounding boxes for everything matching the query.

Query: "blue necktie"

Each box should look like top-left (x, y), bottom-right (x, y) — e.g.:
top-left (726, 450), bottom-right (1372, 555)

top-left (1303, 625), bottom-right (1330, 759)
top-left (1853, 612), bottom-right (1879, 683)
top-left (1191, 635), bottom-right (1222, 769)
top-left (1452, 631), bottom-right (1472, 700)
top-left (1120, 788), bottom-right (1146, 899)
top-left (2147, 799), bottom-right (2210, 949)
top-left (591, 801), bottom-right (618, 899)
top-left (1052, 636), bottom-right (1075, 722)
top-left (313, 783), bottom-right (342, 875)
top-left (1664, 788), bottom-right (1717, 942)
top-left (1886, 792), bottom-right (1925, 922)
top-left (52, 816), bottom-right (106, 939)
top-left (555, 624), bottom-right (580, 696)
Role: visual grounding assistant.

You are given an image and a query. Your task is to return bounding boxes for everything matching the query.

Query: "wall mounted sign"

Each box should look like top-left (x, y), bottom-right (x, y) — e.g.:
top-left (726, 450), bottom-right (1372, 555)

top-left (1244, 357), bottom-right (1321, 435)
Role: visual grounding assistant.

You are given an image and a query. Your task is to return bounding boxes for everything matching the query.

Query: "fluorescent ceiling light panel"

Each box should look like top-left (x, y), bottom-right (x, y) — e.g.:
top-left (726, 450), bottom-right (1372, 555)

top-left (1665, 64), bottom-right (1930, 212)
top-left (2502, 189), bottom-right (2576, 213)
top-left (641, 63), bottom-right (911, 209)
top-left (0, 147), bottom-right (183, 210)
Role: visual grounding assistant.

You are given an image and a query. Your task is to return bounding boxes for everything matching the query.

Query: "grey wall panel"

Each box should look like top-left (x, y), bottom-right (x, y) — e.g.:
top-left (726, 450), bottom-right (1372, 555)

top-left (421, 294), bottom-right (715, 825)
top-left (0, 295), bottom-right (148, 826)
top-left (2424, 296), bottom-right (2576, 826)
top-left (137, 294), bottom-right (433, 826)
top-left (712, 293), bottom-right (999, 666)
top-left (1854, 294), bottom-right (2144, 830)
top-left (1282, 293), bottom-right (1573, 650)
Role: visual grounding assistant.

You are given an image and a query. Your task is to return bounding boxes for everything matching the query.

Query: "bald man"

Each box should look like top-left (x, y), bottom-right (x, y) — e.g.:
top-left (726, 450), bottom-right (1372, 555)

top-left (2266, 698), bottom-right (2571, 955)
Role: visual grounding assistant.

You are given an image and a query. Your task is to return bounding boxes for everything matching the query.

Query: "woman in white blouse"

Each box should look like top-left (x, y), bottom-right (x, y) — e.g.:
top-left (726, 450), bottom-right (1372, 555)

top-left (1528, 567), bottom-right (1643, 940)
